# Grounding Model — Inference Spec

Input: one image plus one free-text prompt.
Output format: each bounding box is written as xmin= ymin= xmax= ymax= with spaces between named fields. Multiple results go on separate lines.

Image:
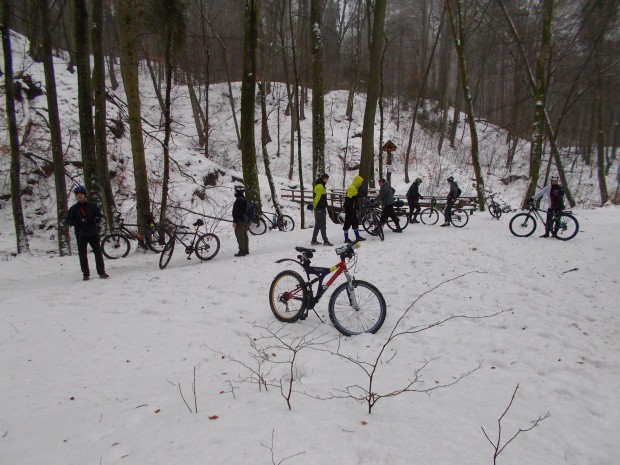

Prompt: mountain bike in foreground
xmin=509 ymin=201 xmax=579 ymax=241
xmin=101 ymin=213 xmax=172 ymax=259
xmin=159 ymin=219 xmax=220 ymax=269
xmin=269 ymin=241 xmax=386 ymax=336
xmin=418 ymin=199 xmax=469 ymax=227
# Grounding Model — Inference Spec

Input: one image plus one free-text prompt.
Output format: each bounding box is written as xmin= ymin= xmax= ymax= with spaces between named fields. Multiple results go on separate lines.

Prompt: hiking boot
xmin=355 ymin=236 xmax=366 ymax=241
xmin=311 ymin=240 xmax=321 ymax=245
xmin=540 ymin=234 xmax=549 ymax=238
xmin=234 ymin=251 xmax=247 ymax=257
xmin=83 ymin=275 xmax=90 ymax=281
xmin=344 ymin=238 xmax=353 ymax=244
xmin=440 ymin=223 xmax=450 ymax=227
xmin=323 ymin=240 xmax=334 ymax=246
xmin=412 ymin=219 xmax=420 ymax=223
xmin=99 ymin=273 xmax=109 ymax=279
xmin=394 ymin=228 xmax=403 ymax=233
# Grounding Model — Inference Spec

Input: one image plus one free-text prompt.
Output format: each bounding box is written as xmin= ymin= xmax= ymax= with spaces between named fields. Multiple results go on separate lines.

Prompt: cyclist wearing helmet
xmin=442 ymin=176 xmax=460 ymax=227
xmin=232 ymin=185 xmax=249 ymax=256
xmin=65 ymin=186 xmax=108 ymax=280
xmin=342 ymin=175 xmax=366 ymax=243
xmin=529 ymin=175 xmax=565 ymax=238
xmin=406 ymin=177 xmax=424 ymax=223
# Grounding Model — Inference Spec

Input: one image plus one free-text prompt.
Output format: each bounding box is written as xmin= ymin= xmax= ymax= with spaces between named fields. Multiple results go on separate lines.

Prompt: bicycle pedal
xmin=299 ymin=314 xmax=306 ymax=320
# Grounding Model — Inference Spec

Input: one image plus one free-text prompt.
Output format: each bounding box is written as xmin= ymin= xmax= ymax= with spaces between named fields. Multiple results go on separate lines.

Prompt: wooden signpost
xmin=382 ymin=140 xmax=397 ymax=182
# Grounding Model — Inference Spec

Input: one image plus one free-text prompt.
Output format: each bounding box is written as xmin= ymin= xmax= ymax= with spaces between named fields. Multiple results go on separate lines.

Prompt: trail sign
xmin=382 ymin=140 xmax=397 ymax=182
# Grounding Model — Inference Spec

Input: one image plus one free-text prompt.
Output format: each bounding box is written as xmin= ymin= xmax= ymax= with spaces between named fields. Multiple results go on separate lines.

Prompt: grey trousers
xmin=235 ymin=223 xmax=249 ymax=253
xmin=312 ymin=208 xmax=328 ymax=241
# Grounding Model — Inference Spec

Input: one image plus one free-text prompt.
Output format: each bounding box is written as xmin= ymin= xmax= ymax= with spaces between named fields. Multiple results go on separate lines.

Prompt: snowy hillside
xmin=0 ymin=31 xmax=615 ymax=255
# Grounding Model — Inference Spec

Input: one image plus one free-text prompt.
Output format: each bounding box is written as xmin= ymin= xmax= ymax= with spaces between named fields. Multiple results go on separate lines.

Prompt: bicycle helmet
xmin=74 ymin=185 xmax=87 ymax=195
xmin=447 ymin=176 xmax=454 ymax=182
xmin=416 ymin=177 xmax=422 ymax=184
xmin=550 ymin=175 xmax=560 ymax=182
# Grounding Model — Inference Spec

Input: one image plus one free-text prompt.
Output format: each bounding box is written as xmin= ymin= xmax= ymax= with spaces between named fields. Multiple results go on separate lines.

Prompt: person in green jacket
xmin=311 ymin=173 xmax=333 ymax=246
xmin=342 ymin=175 xmax=366 ymax=243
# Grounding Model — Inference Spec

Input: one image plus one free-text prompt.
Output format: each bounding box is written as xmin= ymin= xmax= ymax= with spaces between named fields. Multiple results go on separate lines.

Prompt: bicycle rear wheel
xmin=450 ymin=208 xmax=469 ymax=228
xmin=509 ymin=213 xmax=537 ymax=237
xmin=419 ymin=208 xmax=439 ymax=225
xmin=101 ymin=234 xmax=131 ymax=259
xmin=159 ymin=238 xmax=175 ymax=269
xmin=248 ymin=218 xmax=267 ymax=235
xmin=277 ymin=214 xmax=295 ymax=232
xmin=362 ymin=210 xmax=381 ymax=236
xmin=386 ymin=210 xmax=408 ymax=231
xmin=195 ymin=233 xmax=220 ymax=260
xmin=553 ymin=213 xmax=579 ymax=241
xmin=328 ymin=280 xmax=386 ymax=336
xmin=269 ymin=270 xmax=307 ymax=322
xmin=489 ymin=203 xmax=502 ymax=220
xmin=147 ymin=228 xmax=172 ymax=253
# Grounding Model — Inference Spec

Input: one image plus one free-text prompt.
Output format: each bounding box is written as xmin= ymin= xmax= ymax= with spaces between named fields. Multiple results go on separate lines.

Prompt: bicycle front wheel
xmin=277 ymin=214 xmax=295 ymax=232
xmin=195 ymin=233 xmax=220 ymax=260
xmin=248 ymin=218 xmax=267 ymax=235
xmin=147 ymin=228 xmax=172 ymax=253
xmin=489 ymin=203 xmax=502 ymax=220
xmin=269 ymin=270 xmax=307 ymax=322
xmin=419 ymin=208 xmax=439 ymax=225
xmin=328 ymin=280 xmax=386 ymax=336
xmin=450 ymin=208 xmax=469 ymax=228
xmin=159 ymin=238 xmax=175 ymax=269
xmin=362 ymin=210 xmax=381 ymax=236
xmin=553 ymin=213 xmax=579 ymax=241
xmin=386 ymin=211 xmax=408 ymax=231
xmin=509 ymin=213 xmax=537 ymax=237
xmin=101 ymin=234 xmax=131 ymax=259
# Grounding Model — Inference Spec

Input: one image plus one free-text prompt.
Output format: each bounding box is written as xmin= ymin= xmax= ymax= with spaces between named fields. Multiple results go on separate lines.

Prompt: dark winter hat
xmin=320 ymin=173 xmax=329 ymax=179
xmin=416 ymin=177 xmax=422 ymax=183
xmin=74 ymin=185 xmax=87 ymax=195
xmin=234 ymin=185 xmax=245 ymax=197
xmin=447 ymin=176 xmax=454 ymax=182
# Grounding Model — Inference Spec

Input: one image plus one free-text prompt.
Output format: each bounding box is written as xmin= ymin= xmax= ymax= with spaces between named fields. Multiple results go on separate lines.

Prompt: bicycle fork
xmin=343 ymin=270 xmax=360 ymax=311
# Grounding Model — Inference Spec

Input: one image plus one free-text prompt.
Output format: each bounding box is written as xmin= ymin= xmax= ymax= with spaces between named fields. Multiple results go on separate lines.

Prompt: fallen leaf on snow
xmin=209 ymin=415 xmax=219 ymax=420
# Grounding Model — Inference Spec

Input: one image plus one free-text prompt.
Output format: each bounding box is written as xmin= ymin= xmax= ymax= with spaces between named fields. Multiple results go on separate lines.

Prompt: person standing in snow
xmin=374 ymin=178 xmax=402 ymax=233
xmin=232 ymin=186 xmax=249 ymax=256
xmin=441 ymin=176 xmax=461 ymax=227
xmin=342 ymin=175 xmax=366 ymax=243
xmin=311 ymin=173 xmax=333 ymax=246
xmin=406 ymin=177 xmax=424 ymax=223
xmin=528 ymin=175 xmax=566 ymax=238
xmin=65 ymin=186 xmax=108 ymax=281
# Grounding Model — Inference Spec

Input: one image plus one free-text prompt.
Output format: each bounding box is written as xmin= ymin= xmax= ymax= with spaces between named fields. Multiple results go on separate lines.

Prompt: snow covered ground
xmin=1 ymin=207 xmax=619 ymax=465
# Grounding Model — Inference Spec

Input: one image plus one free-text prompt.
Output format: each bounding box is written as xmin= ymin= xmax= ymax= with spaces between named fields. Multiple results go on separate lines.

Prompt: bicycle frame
xmin=171 ymin=226 xmax=202 ymax=257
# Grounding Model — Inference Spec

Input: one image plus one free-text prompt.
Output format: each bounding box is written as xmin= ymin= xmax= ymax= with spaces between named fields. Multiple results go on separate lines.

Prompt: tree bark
xmin=39 ymin=0 xmax=71 ymax=255
xmin=2 ymin=0 xmax=31 ymax=254
xmin=159 ymin=28 xmax=174 ymax=233
xmin=310 ymin=0 xmax=325 ymax=178
xmin=258 ymin=82 xmax=283 ymax=218
xmin=240 ymin=0 xmax=262 ymax=208
xmin=118 ymin=0 xmax=152 ymax=236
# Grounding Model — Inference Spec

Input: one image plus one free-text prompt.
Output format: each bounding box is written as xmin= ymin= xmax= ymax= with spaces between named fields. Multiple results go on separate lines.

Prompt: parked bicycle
xmin=101 ymin=213 xmax=172 ymax=259
xmin=358 ymin=201 xmax=385 ymax=241
xmin=249 ymin=211 xmax=296 ymax=235
xmin=418 ymin=198 xmax=469 ymax=227
xmin=487 ymin=194 xmax=513 ymax=220
xmin=509 ymin=201 xmax=579 ymax=241
xmin=159 ymin=219 xmax=220 ymax=269
xmin=269 ymin=241 xmax=386 ymax=336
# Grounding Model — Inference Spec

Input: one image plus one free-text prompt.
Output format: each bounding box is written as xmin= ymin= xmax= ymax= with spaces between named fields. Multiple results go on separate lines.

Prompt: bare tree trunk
xmin=2 ymin=0 xmax=31 ymax=254
xmin=446 ymin=0 xmax=485 ymax=210
xmin=449 ymin=66 xmax=462 ymax=149
xmin=107 ymin=51 xmax=119 ymax=90
xmin=92 ymin=0 xmax=115 ymax=230
xmin=119 ymin=0 xmax=152 ymax=236
xmin=240 ymin=0 xmax=262 ymax=207
xmin=310 ymin=0 xmax=325 ymax=178
xmin=159 ymin=29 xmax=173 ymax=232
xmin=73 ymin=0 xmax=102 ymax=208
xmin=186 ymin=72 xmax=206 ymax=147
xmin=359 ymin=0 xmax=387 ymax=184
xmin=258 ymin=82 xmax=283 ymax=217
xmin=39 ymin=0 xmax=71 ymax=255
xmin=145 ymin=51 xmax=166 ymax=114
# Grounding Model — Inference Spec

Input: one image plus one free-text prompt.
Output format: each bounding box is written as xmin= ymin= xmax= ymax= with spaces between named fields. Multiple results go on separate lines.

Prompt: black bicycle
xmin=418 ymin=199 xmax=469 ymax=227
xmin=249 ymin=211 xmax=296 ymax=235
xmin=159 ymin=219 xmax=220 ymax=269
xmin=509 ymin=202 xmax=579 ymax=241
xmin=101 ymin=213 xmax=172 ymax=259
xmin=269 ymin=241 xmax=386 ymax=336
xmin=359 ymin=203 xmax=385 ymax=241
xmin=487 ymin=194 xmax=513 ymax=220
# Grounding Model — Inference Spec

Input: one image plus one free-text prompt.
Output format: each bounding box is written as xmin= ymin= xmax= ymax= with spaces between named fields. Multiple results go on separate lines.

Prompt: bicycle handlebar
xmin=335 ymin=241 xmax=361 ymax=259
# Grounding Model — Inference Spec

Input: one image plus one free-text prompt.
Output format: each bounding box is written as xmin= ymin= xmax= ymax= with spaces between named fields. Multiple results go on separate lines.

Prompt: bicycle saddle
xmin=193 ymin=219 xmax=204 ymax=227
xmin=295 ymin=246 xmax=316 ymax=253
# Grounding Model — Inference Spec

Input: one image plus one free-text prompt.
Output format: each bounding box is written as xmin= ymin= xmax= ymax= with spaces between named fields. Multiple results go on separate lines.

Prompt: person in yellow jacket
xmin=342 ymin=175 xmax=366 ymax=243
xmin=311 ymin=173 xmax=333 ymax=246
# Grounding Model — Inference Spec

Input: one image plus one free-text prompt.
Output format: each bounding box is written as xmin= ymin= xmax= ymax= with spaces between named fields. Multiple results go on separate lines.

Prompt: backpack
xmin=243 ymin=199 xmax=257 ymax=223
xmin=455 ymin=187 xmax=462 ymax=199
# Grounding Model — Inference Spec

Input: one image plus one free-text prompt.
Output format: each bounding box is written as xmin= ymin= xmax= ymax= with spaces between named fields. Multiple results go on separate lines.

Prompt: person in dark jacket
xmin=232 ymin=186 xmax=249 ymax=256
xmin=65 ymin=186 xmax=108 ymax=280
xmin=374 ymin=178 xmax=402 ymax=232
xmin=342 ymin=175 xmax=366 ymax=243
xmin=441 ymin=176 xmax=460 ymax=227
xmin=529 ymin=174 xmax=565 ymax=238
xmin=311 ymin=173 xmax=333 ymax=246
xmin=406 ymin=177 xmax=424 ymax=223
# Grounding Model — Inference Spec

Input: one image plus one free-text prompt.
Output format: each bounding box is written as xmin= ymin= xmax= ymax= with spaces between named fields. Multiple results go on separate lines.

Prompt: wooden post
xmin=382 ymin=140 xmax=397 ymax=183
